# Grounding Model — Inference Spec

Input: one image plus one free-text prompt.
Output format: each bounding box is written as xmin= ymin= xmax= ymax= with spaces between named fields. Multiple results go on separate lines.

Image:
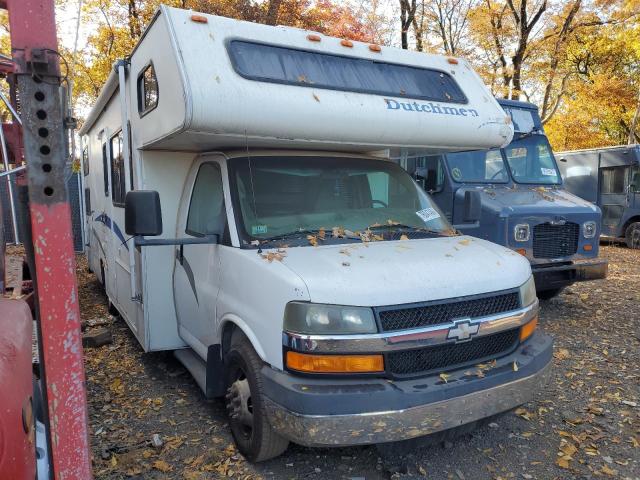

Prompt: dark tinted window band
xmin=227 ymin=40 xmax=467 ymax=104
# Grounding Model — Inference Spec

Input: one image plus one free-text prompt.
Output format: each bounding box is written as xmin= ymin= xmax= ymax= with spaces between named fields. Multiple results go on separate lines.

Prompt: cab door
xmin=173 ymin=160 xmax=227 ymax=357
xmin=599 ymin=166 xmax=629 ymax=236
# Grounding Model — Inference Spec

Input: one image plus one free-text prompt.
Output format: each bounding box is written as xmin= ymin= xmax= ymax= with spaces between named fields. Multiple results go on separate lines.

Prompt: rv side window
xmin=110 ymin=131 xmax=126 ymax=207
xmin=601 ymin=167 xmax=628 ymax=194
xmin=186 ymin=163 xmax=225 ymax=237
xmin=227 ymin=40 xmax=466 ymax=104
xmin=102 ymin=143 xmax=109 ymax=196
xmin=82 ymin=146 xmax=89 ymax=176
xmin=137 ymin=64 xmax=158 ymax=115
xmin=84 ymin=188 xmax=91 ymax=216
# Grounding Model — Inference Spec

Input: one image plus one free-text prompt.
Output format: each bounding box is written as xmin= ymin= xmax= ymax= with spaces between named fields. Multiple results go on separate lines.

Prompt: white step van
xmin=79 ymin=6 xmax=552 ymax=461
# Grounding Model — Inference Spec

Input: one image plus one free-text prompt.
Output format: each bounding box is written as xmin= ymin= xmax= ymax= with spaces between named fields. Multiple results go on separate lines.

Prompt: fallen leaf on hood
xmin=332 ymin=226 xmax=345 ymax=238
xmin=318 ymin=228 xmax=326 ymax=240
xmin=458 ymin=238 xmax=471 ymax=246
xmin=399 ymin=234 xmax=409 ymax=241
xmin=512 ymin=361 xmax=519 ymax=372
xmin=307 ymin=235 xmax=318 ymax=246
xmin=387 ymin=219 xmax=400 ymax=225
xmin=260 ymin=249 xmax=287 ymax=262
xmin=339 ymin=249 xmax=351 ymax=256
xmin=439 ymin=373 xmax=450 ymax=383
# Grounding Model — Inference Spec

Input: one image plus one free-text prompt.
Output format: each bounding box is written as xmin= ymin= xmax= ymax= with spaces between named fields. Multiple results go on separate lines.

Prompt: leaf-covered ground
xmin=77 ymin=246 xmax=639 ymax=479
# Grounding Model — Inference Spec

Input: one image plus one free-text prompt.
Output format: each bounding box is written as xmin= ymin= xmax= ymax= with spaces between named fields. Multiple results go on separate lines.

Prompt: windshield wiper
xmin=369 ymin=224 xmax=453 ymax=237
xmin=257 ymin=229 xmax=327 ymax=244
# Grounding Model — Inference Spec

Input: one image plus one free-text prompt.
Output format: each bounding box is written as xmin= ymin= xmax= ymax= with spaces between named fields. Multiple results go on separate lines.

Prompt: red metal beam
xmin=4 ymin=0 xmax=93 ymax=478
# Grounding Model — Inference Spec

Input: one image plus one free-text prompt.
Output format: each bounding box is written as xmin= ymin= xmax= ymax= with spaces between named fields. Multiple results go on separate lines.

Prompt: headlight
xmin=519 ymin=275 xmax=537 ymax=307
xmin=284 ymin=302 xmax=377 ymax=335
xmin=583 ymin=221 xmax=597 ymax=238
xmin=514 ymin=224 xmax=530 ymax=242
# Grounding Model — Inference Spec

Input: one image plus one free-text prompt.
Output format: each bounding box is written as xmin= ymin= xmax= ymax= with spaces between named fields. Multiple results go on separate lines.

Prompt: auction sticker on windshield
xmin=416 ymin=207 xmax=440 ymax=223
xmin=541 ymin=168 xmax=556 ymax=176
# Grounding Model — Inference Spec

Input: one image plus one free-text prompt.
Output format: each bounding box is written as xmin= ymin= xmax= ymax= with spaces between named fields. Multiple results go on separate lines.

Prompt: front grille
xmin=378 ymin=291 xmax=520 ymax=332
xmin=533 ymin=222 xmax=579 ymax=258
xmin=386 ymin=328 xmax=520 ymax=376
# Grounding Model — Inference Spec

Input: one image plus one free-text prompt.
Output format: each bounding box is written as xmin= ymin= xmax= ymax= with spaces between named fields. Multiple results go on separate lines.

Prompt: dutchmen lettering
xmin=384 ymin=98 xmax=478 ymax=117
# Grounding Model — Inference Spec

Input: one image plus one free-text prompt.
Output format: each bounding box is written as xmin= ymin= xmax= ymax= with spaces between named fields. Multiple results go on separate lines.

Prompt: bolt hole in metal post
xmin=43 ymin=186 xmax=54 ymax=196
xmin=40 ymin=145 xmax=50 ymax=155
xmin=42 ymin=164 xmax=52 ymax=173
xmin=36 ymin=110 xmax=47 ymax=120
xmin=35 ymin=91 xmax=45 ymax=101
xmin=38 ymin=127 xmax=49 ymax=138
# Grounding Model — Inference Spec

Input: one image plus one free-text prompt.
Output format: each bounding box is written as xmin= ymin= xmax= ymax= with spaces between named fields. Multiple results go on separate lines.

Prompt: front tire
xmin=625 ymin=222 xmax=640 ymax=249
xmin=224 ymin=332 xmax=289 ymax=462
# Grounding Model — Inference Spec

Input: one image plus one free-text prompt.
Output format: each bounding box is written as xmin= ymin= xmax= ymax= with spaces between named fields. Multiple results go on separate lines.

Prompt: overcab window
xmin=137 ymin=63 xmax=158 ymax=115
xmin=227 ymin=40 xmax=467 ymax=104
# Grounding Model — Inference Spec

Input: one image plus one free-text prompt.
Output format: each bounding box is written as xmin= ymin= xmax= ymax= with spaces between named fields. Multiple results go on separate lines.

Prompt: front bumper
xmin=532 ymin=259 xmax=608 ymax=291
xmin=262 ymin=331 xmax=552 ymax=447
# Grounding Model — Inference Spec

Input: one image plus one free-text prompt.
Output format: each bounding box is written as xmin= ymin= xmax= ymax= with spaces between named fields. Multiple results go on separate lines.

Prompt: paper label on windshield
xmin=416 ymin=207 xmax=440 ymax=223
xmin=251 ymin=225 xmax=268 ymax=235
xmin=541 ymin=168 xmax=556 ymax=176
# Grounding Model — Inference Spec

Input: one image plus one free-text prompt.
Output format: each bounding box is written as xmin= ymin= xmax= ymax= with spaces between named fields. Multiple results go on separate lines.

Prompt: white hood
xmin=278 ymin=236 xmax=531 ymax=306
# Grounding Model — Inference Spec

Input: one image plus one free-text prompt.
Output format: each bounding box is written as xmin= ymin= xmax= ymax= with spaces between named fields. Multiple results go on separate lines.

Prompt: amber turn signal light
xmin=520 ymin=316 xmax=538 ymax=342
xmin=340 ymin=39 xmax=354 ymax=48
xmin=515 ymin=248 xmax=527 ymax=256
xmin=583 ymin=244 xmax=593 ymax=251
xmin=286 ymin=351 xmax=384 ymax=373
xmin=307 ymin=34 xmax=322 ymax=42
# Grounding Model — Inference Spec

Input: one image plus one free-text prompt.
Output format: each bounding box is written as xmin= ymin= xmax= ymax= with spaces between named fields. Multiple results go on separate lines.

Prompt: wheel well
xmin=622 ymin=216 xmax=640 ymax=235
xmin=221 ymin=322 xmax=243 ymax=358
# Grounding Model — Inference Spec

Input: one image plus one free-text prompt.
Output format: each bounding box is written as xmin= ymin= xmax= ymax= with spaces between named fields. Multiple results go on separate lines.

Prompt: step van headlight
xmin=583 ymin=221 xmax=597 ymax=238
xmin=284 ymin=302 xmax=377 ymax=335
xmin=514 ymin=224 xmax=530 ymax=242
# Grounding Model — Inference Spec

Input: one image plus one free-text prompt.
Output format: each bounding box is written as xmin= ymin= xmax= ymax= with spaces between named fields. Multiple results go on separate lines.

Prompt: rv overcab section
xmin=79 ymin=6 xmax=551 ymax=462
xmin=557 ymin=144 xmax=640 ymax=248
xmin=395 ymin=98 xmax=607 ymax=298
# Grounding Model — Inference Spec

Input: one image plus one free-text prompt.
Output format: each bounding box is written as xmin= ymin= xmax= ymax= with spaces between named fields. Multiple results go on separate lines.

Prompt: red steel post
xmin=4 ymin=0 xmax=93 ymax=478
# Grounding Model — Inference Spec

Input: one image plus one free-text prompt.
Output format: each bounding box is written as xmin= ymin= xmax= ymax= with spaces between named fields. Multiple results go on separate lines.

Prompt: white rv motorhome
xmin=80 ymin=6 xmax=552 ymax=462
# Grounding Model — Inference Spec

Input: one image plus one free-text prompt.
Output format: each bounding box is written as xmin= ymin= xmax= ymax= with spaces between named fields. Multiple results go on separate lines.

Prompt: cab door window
xmin=415 ymin=156 xmax=445 ymax=192
xmin=186 ymin=163 xmax=226 ymax=237
xmin=601 ymin=167 xmax=628 ymax=194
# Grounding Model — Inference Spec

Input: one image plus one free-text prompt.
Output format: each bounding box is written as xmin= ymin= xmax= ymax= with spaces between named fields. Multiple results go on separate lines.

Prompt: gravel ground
xmin=77 ymin=245 xmax=639 ymax=480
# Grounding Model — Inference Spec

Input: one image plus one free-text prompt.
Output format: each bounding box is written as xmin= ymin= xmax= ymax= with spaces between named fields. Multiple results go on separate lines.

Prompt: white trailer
xmin=80 ymin=5 xmax=551 ymax=461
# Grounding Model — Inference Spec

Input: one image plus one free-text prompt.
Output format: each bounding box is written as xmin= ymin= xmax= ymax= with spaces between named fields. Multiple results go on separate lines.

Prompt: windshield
xmin=228 ymin=156 xmax=454 ymax=246
xmin=445 ymin=149 xmax=508 ymax=183
xmin=504 ymin=135 xmax=561 ymax=184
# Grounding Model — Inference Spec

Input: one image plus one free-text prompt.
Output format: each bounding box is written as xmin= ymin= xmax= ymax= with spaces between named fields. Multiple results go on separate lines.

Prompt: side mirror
xmin=125 ymin=190 xmax=163 ymax=236
xmin=463 ymin=190 xmax=481 ymax=222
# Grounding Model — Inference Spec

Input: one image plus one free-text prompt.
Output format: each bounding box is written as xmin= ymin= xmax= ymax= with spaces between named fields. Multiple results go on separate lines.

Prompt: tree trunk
xmin=128 ymin=0 xmax=142 ymax=38
xmin=265 ymin=0 xmax=282 ymax=26
xmin=400 ymin=0 xmax=417 ymax=50
xmin=629 ymin=89 xmax=640 ymax=144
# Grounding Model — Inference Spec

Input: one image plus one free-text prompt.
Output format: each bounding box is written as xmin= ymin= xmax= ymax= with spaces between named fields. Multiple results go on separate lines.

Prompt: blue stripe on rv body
xmin=95 ymin=213 xmax=129 ymax=250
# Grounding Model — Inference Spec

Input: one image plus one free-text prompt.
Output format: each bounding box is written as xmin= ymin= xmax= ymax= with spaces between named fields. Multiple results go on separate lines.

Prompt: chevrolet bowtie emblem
xmin=447 ymin=319 xmax=479 ymax=342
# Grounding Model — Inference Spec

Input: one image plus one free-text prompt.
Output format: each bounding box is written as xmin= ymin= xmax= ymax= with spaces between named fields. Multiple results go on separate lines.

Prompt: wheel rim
xmin=631 ymin=227 xmax=640 ymax=248
xmin=226 ymin=366 xmax=254 ymax=441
